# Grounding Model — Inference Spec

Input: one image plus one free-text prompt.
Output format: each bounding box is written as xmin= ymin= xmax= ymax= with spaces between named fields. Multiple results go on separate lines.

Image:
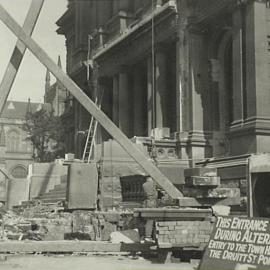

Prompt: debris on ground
xmin=0 ymin=202 xmax=138 ymax=242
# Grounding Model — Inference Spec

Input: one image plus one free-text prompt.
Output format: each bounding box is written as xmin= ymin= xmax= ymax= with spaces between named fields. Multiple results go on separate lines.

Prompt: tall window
xmin=7 ymin=130 xmax=20 ymax=152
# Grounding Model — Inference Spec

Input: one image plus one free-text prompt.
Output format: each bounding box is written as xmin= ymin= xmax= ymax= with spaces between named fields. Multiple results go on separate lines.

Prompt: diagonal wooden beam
xmin=0 ymin=167 xmax=14 ymax=181
xmin=0 ymin=4 xmax=184 ymax=199
xmin=0 ymin=0 xmax=44 ymax=115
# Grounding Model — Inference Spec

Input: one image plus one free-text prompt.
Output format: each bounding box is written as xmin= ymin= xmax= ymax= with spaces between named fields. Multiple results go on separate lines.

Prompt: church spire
xmin=57 ymin=55 xmax=62 ymax=69
xmin=26 ymin=98 xmax=32 ymax=114
xmin=45 ymin=68 xmax=51 ymax=91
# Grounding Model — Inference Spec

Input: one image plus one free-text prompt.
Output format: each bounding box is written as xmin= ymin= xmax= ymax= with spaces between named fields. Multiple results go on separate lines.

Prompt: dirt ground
xmin=0 ymin=254 xmax=197 ymax=270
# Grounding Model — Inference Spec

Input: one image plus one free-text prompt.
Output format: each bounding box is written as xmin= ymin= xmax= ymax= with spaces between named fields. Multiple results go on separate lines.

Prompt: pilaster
xmin=231 ymin=6 xmax=244 ymax=127
xmin=186 ymin=31 xmax=210 ymax=159
xmin=229 ymin=1 xmax=270 ymax=155
xmin=245 ymin=0 xmax=269 ymax=119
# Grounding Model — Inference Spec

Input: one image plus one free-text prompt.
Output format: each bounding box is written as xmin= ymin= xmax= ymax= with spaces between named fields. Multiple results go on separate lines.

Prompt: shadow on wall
xmin=5 ymin=163 xmax=68 ymax=209
xmin=29 ymin=163 xmax=68 ymax=199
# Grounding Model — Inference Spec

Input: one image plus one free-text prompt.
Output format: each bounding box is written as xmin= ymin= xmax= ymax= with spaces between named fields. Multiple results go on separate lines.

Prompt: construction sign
xmin=199 ymin=216 xmax=270 ymax=270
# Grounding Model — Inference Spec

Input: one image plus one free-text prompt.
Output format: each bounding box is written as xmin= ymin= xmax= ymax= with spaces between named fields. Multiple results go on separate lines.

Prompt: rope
xmin=151 ymin=0 xmax=155 ymax=130
xmin=110 ymin=139 xmax=114 ymax=209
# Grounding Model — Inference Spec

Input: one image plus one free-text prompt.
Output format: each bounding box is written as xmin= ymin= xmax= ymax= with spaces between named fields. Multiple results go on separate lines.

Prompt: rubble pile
xmin=1 ymin=211 xmax=44 ymax=241
xmin=0 ymin=203 xmax=138 ymax=242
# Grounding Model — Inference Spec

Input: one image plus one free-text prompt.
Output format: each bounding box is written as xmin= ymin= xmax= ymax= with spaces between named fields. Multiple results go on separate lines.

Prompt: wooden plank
xmin=0 ymin=241 xmax=153 ymax=253
xmin=0 ymin=0 xmax=44 ymax=115
xmin=133 ymin=208 xmax=212 ymax=220
xmin=0 ymin=167 xmax=14 ymax=180
xmin=0 ymin=5 xmax=183 ymax=200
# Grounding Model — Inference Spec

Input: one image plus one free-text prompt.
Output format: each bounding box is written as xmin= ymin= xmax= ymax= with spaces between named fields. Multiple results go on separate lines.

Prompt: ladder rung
xmin=82 ymin=87 xmax=104 ymax=163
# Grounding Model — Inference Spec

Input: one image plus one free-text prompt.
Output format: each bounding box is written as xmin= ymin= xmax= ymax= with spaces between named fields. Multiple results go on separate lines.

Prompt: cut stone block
xmin=67 ymin=163 xmax=98 ymax=209
xmin=183 ymin=187 xmax=240 ymax=199
xmin=184 ymin=168 xmax=217 ymax=177
xmin=208 ymin=187 xmax=240 ymax=198
xmin=185 ymin=176 xmax=220 ymax=187
xmin=110 ymin=229 xmax=140 ymax=243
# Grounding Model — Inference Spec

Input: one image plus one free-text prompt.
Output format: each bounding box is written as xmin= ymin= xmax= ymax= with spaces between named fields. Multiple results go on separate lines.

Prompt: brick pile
xmin=156 ymin=220 xmax=214 ymax=248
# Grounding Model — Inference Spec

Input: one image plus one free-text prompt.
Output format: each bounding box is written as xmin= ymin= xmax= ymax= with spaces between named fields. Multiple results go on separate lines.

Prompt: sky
xmin=0 ymin=0 xmax=67 ymax=103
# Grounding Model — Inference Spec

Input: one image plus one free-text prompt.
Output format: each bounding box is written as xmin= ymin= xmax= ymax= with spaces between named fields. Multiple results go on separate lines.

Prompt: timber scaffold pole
xmin=0 ymin=0 xmax=44 ymax=115
xmin=0 ymin=4 xmax=183 ymax=200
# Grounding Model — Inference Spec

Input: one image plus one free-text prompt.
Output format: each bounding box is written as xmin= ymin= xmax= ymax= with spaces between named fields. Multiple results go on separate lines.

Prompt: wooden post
xmin=0 ymin=4 xmax=183 ymax=200
xmin=0 ymin=0 xmax=44 ymax=115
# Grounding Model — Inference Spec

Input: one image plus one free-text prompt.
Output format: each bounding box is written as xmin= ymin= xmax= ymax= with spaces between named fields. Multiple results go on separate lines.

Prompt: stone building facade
xmin=56 ymin=0 xmax=270 ymax=211
xmin=0 ymin=101 xmax=47 ymax=206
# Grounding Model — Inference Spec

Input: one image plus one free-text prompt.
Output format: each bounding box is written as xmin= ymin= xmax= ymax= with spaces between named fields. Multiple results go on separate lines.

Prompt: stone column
xmin=228 ymin=0 xmax=270 ymax=155
xmin=189 ymin=33 xmax=204 ymax=131
xmin=113 ymin=74 xmax=119 ymax=126
xmin=155 ymin=48 xmax=168 ymax=128
xmin=147 ymin=57 xmax=153 ymax=136
xmin=245 ymin=1 xmax=270 ymax=119
xmin=89 ymin=1 xmax=97 ymax=33
xmin=176 ymin=25 xmax=190 ymax=133
xmin=232 ymin=7 xmax=244 ymax=126
xmin=133 ymin=67 xmax=145 ymax=136
xmin=97 ymin=0 xmax=112 ymax=27
xmin=187 ymin=32 xmax=208 ymax=159
xmin=118 ymin=72 xmax=130 ymax=136
xmin=119 ymin=0 xmax=129 ymax=11
xmin=113 ymin=0 xmax=119 ymax=15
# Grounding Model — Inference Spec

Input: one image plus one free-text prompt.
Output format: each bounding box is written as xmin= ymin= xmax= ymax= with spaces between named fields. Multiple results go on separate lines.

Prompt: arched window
xmin=11 ymin=165 xmax=28 ymax=179
xmin=7 ymin=130 xmax=20 ymax=152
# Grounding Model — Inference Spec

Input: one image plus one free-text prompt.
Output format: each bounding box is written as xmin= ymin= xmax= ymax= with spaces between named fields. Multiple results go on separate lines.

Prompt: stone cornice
xmin=196 ymin=154 xmax=250 ymax=168
xmin=92 ymin=2 xmax=177 ymax=61
xmin=229 ymin=117 xmax=270 ymax=137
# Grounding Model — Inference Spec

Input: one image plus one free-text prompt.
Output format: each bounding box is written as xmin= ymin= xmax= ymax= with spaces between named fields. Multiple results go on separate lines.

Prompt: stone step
xmin=47 ymin=190 xmax=67 ymax=196
xmin=36 ymin=194 xmax=66 ymax=201
xmin=33 ymin=197 xmax=66 ymax=204
xmin=20 ymin=201 xmax=36 ymax=207
xmin=52 ymin=183 xmax=67 ymax=190
xmin=0 ymin=241 xmax=154 ymax=253
xmin=60 ymin=177 xmax=68 ymax=184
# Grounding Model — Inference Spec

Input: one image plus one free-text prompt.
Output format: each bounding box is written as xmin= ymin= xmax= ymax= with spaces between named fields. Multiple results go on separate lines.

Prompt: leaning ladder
xmin=82 ymin=90 xmax=104 ymax=163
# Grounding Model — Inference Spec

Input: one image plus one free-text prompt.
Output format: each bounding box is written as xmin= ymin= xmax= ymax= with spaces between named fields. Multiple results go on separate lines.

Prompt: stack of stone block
xmin=100 ymin=177 xmax=122 ymax=209
xmin=156 ymin=220 xmax=214 ymax=248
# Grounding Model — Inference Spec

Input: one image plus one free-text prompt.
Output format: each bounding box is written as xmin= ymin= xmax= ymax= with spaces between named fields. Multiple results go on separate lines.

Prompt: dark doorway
xmin=252 ymin=173 xmax=270 ymax=217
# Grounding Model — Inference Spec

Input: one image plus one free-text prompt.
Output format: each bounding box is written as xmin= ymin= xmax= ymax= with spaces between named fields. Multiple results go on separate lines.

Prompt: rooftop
xmin=0 ymin=101 xmax=51 ymax=120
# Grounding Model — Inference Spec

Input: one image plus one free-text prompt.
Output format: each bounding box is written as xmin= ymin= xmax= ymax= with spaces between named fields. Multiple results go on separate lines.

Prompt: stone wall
xmin=29 ymin=163 xmax=68 ymax=199
xmin=7 ymin=179 xmax=29 ymax=209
